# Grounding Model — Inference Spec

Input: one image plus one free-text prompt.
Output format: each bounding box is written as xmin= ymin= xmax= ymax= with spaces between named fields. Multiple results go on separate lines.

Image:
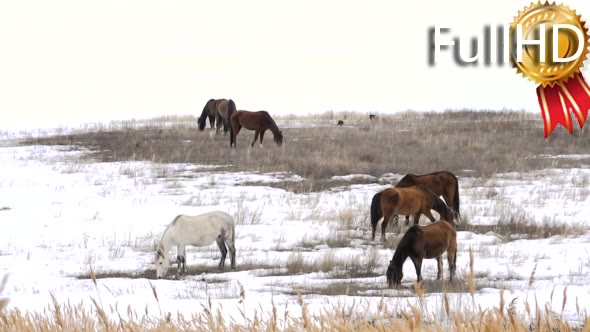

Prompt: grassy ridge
xmin=21 ymin=111 xmax=590 ymax=193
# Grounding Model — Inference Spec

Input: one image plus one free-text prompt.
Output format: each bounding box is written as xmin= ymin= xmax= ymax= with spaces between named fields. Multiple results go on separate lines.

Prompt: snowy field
xmin=1 ymin=125 xmax=590 ymax=328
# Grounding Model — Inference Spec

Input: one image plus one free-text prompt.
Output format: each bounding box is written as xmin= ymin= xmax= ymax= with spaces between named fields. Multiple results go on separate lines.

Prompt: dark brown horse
xmin=395 ymin=171 xmax=461 ymax=222
xmin=214 ymin=99 xmax=237 ymax=135
xmin=197 ymin=99 xmax=217 ymax=131
xmin=230 ymin=110 xmax=283 ymax=148
xmin=386 ymin=221 xmax=457 ymax=289
xmin=370 ymin=185 xmax=454 ymax=242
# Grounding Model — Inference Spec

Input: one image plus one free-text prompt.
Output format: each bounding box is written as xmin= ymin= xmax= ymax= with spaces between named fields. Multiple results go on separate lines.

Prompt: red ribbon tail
xmin=560 ymin=73 xmax=590 ymax=129
xmin=536 ymin=84 xmax=573 ymax=138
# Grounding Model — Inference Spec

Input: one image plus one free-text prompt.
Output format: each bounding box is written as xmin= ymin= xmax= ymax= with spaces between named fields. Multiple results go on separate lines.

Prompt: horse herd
xmin=197 ymin=98 xmax=283 ymax=148
xmin=154 ymin=170 xmax=461 ymax=290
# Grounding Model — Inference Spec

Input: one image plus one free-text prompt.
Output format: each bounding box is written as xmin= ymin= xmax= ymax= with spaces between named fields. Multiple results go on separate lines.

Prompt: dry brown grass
xmin=20 ymin=110 xmax=590 ymax=192
xmin=0 ymin=285 xmax=586 ymax=331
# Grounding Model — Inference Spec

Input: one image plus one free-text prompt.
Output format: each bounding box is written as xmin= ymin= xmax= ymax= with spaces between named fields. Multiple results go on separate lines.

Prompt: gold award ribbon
xmin=510 ymin=2 xmax=590 ymax=137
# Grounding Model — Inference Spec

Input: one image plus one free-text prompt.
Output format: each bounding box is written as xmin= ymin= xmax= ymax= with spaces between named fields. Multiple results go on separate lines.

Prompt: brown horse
xmin=395 ymin=171 xmax=461 ymax=221
xmin=230 ymin=110 xmax=283 ymax=148
xmin=197 ymin=99 xmax=217 ymax=131
xmin=214 ymin=99 xmax=237 ymax=135
xmin=386 ymin=221 xmax=457 ymax=289
xmin=370 ymin=185 xmax=454 ymax=242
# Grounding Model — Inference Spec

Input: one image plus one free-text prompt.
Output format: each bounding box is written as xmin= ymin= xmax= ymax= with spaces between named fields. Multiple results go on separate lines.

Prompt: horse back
xmin=396 ymin=171 xmax=457 ymax=197
xmin=381 ymin=187 xmax=428 ymax=214
xmin=418 ymin=221 xmax=456 ymax=258
xmin=173 ymin=211 xmax=234 ymax=245
xmin=232 ymin=110 xmax=274 ymax=130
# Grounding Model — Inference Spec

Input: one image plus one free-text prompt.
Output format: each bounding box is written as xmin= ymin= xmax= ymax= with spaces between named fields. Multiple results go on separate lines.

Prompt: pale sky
xmin=1 ymin=0 xmax=589 ymax=127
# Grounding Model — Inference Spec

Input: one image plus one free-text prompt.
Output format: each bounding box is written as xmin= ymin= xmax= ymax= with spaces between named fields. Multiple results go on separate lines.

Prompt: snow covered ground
xmin=1 ymin=128 xmax=590 ymax=327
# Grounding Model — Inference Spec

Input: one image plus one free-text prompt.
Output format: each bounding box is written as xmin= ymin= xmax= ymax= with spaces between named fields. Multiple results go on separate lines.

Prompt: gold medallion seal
xmin=510 ymin=2 xmax=590 ymax=137
xmin=510 ymin=2 xmax=590 ymax=87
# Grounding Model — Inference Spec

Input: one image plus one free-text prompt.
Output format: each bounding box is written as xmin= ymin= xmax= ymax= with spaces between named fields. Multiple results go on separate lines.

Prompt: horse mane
xmin=260 ymin=111 xmax=281 ymax=137
xmin=395 ymin=174 xmax=416 ymax=188
xmin=416 ymin=185 xmax=452 ymax=220
xmin=158 ymin=215 xmax=183 ymax=254
xmin=392 ymin=225 xmax=422 ymax=265
xmin=198 ymin=99 xmax=216 ymax=130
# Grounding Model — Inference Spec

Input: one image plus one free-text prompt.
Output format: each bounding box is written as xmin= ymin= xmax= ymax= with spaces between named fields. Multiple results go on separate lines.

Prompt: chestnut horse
xmin=197 ymin=99 xmax=217 ymax=131
xmin=395 ymin=171 xmax=460 ymax=221
xmin=386 ymin=220 xmax=457 ymax=289
xmin=370 ymin=185 xmax=454 ymax=242
xmin=230 ymin=110 xmax=283 ymax=148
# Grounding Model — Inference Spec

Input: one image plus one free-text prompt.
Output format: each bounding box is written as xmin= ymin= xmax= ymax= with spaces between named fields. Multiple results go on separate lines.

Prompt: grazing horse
xmin=154 ymin=211 xmax=236 ymax=279
xmin=337 ymin=120 xmax=344 ymax=126
xmin=214 ymin=99 xmax=237 ymax=135
xmin=230 ymin=110 xmax=283 ymax=148
xmin=386 ymin=221 xmax=457 ymax=289
xmin=197 ymin=99 xmax=217 ymax=131
xmin=395 ymin=171 xmax=461 ymax=221
xmin=370 ymin=185 xmax=454 ymax=242
xmin=369 ymin=114 xmax=377 ymax=120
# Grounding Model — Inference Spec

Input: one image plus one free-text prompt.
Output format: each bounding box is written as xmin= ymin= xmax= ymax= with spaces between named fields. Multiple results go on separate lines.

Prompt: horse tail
xmin=227 ymin=99 xmax=236 ymax=122
xmin=228 ymin=100 xmax=236 ymax=147
xmin=450 ymin=172 xmax=460 ymax=217
xmin=370 ymin=192 xmax=383 ymax=230
xmin=229 ymin=117 xmax=234 ymax=147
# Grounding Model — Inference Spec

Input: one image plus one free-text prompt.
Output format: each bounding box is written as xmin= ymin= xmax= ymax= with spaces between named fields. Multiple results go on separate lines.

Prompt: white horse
xmin=154 ymin=211 xmax=236 ymax=279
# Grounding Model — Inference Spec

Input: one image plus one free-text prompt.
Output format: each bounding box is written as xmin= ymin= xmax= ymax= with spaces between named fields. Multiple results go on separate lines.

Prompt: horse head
xmin=197 ymin=115 xmax=207 ymax=131
xmin=274 ymin=131 xmax=283 ymax=146
xmin=386 ymin=259 xmax=403 ymax=289
xmin=155 ymin=249 xmax=170 ymax=279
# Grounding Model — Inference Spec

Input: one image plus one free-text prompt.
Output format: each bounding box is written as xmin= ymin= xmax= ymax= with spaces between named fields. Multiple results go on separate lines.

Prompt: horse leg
xmin=215 ymin=113 xmax=223 ymax=135
xmin=436 ymin=256 xmax=443 ymax=280
xmin=251 ymin=130 xmax=260 ymax=147
xmin=381 ymin=213 xmax=391 ymax=242
xmin=176 ymin=254 xmax=182 ymax=275
xmin=231 ymin=124 xmax=242 ymax=148
xmin=405 ymin=215 xmax=410 ymax=226
xmin=209 ymin=116 xmax=215 ymax=130
xmin=413 ymin=213 xmax=422 ymax=226
xmin=178 ymin=245 xmax=187 ymax=274
xmin=259 ymin=130 xmax=266 ymax=147
xmin=216 ymin=236 xmax=228 ymax=269
xmin=227 ymin=242 xmax=236 ymax=269
xmin=423 ymin=210 xmax=436 ymax=223
xmin=410 ymin=256 xmax=423 ymax=282
xmin=448 ymin=245 xmax=457 ymax=281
